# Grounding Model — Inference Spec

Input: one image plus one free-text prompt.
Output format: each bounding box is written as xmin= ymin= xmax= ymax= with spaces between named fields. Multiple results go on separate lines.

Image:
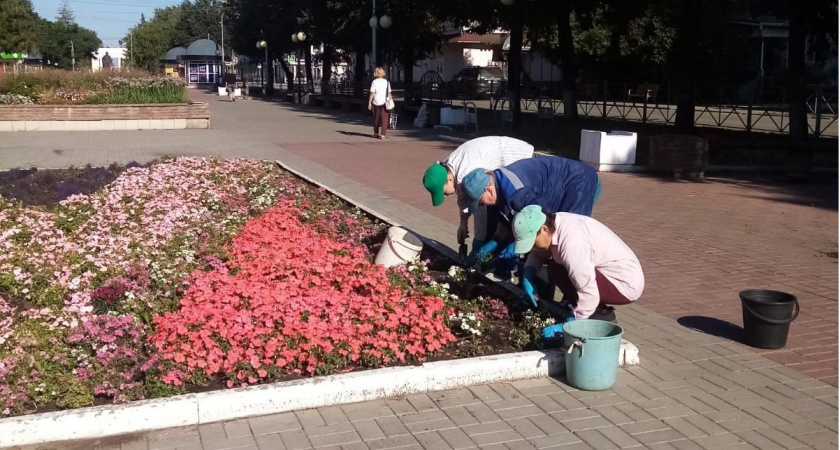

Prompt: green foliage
xmin=572 ymin=8 xmax=613 ymax=61
xmin=36 ymin=19 xmax=100 ymax=69
xmin=86 ymin=85 xmax=188 ymax=104
xmin=125 ymin=6 xmax=183 ymax=71
xmin=0 ymin=0 xmax=39 ymax=53
xmin=228 ymin=0 xmax=300 ymax=60
xmin=0 ymin=71 xmax=188 ymax=105
xmin=172 ymin=0 xmax=228 ymax=50
xmin=55 ymin=1 xmax=75 ymax=25
xmin=618 ymin=7 xmax=675 ymax=66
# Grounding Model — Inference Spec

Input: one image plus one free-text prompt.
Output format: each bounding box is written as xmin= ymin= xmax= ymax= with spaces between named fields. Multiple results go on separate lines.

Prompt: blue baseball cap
xmin=462 ymin=168 xmax=490 ymax=210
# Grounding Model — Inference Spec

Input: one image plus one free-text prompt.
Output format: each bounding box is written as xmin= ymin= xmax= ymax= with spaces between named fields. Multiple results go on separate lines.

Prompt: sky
xmin=32 ymin=0 xmax=181 ymax=47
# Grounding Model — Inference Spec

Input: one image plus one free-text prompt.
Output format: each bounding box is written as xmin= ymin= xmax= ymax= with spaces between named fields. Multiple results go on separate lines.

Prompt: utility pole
xmin=70 ymin=40 xmax=75 ymax=71
xmin=371 ymin=0 xmax=377 ymax=72
xmin=220 ymin=11 xmax=225 ymax=69
xmin=130 ymin=32 xmax=134 ymax=63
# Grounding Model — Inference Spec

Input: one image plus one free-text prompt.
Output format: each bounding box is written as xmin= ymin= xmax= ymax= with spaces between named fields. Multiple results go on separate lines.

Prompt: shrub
xmin=0 ymin=70 xmax=188 ymax=105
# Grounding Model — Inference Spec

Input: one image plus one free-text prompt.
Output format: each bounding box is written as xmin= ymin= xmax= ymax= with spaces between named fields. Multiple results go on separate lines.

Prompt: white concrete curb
xmin=0 ymin=351 xmax=564 ymax=447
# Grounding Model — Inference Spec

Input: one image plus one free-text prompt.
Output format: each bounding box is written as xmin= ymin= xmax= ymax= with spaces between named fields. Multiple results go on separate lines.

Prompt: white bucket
xmin=374 ymin=226 xmax=424 ymax=268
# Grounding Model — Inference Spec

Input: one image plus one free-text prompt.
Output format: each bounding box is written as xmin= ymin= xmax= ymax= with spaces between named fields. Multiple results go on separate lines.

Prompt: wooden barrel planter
xmin=649 ymin=134 xmax=709 ymax=179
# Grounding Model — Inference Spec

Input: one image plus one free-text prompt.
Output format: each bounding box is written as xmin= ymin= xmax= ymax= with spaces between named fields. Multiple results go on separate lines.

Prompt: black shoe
xmin=591 ymin=305 xmax=617 ymax=323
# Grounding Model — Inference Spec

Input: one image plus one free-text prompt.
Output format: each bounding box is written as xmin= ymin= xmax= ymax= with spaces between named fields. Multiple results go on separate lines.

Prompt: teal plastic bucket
xmin=563 ymin=320 xmax=623 ymax=391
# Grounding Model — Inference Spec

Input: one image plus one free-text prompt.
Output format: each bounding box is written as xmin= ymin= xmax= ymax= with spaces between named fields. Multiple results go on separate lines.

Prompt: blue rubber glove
xmin=541 ymin=324 xmax=565 ymax=340
xmin=498 ymin=242 xmax=519 ymax=260
xmin=521 ymin=266 xmax=539 ymax=308
xmin=541 ymin=316 xmax=576 ymax=340
xmin=465 ymin=238 xmax=489 ymax=267
xmin=475 ymin=240 xmax=498 ymax=262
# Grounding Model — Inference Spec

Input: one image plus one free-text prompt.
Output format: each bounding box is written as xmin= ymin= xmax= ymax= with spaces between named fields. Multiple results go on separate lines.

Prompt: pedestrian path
xmin=2 ymin=89 xmax=836 ymax=450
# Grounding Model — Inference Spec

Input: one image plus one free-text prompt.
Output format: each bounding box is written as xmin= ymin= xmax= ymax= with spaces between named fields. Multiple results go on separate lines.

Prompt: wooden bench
xmin=627 ymin=84 xmax=659 ymax=102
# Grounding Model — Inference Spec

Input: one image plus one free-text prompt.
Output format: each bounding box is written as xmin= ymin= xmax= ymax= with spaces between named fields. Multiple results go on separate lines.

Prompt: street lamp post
xmin=256 ymin=39 xmax=268 ymax=95
xmin=500 ymin=0 xmax=522 ymax=134
xmin=368 ymin=0 xmax=392 ymax=74
xmin=291 ymin=32 xmax=307 ymax=103
xmin=220 ymin=12 xmax=225 ymax=71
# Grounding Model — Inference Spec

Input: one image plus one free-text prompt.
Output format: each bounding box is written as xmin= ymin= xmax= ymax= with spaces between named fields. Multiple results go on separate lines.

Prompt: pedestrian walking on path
xmin=224 ymin=71 xmax=237 ymax=102
xmin=512 ymin=205 xmax=644 ymax=334
xmin=422 ymin=136 xmax=534 ymax=263
xmin=367 ymin=67 xmax=392 ymax=140
xmin=461 ymin=155 xmax=601 ymax=265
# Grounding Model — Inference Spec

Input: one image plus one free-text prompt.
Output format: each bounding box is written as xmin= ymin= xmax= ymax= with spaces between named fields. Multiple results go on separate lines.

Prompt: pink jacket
xmin=525 ymin=213 xmax=644 ymax=319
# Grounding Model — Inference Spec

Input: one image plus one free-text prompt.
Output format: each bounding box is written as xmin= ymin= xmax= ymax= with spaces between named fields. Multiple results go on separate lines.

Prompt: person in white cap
xmin=511 ymin=205 xmax=645 ymax=335
xmin=422 ymin=136 xmax=534 ymax=262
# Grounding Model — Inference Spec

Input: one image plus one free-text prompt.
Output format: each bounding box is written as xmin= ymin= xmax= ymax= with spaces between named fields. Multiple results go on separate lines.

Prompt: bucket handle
xmin=742 ymin=298 xmax=800 ymax=325
xmin=387 ymin=233 xmax=419 ymax=262
xmin=566 ymin=339 xmax=585 ymax=357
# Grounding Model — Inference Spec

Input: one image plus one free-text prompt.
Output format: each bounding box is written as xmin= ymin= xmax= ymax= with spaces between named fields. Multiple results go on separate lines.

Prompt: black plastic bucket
xmin=740 ymin=289 xmax=799 ymax=349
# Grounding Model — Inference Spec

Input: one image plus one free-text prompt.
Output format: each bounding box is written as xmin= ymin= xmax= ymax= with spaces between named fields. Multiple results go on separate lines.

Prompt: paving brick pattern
xmin=20 ymin=304 xmax=838 ymax=450
xmin=1 ymin=90 xmax=836 ymax=450
xmin=280 ymin=137 xmax=838 ymax=386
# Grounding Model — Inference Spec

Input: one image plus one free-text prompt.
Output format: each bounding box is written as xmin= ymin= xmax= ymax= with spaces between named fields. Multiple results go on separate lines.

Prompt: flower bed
xmin=0 ymin=70 xmax=187 ymax=105
xmin=0 ymin=158 xmax=555 ymax=418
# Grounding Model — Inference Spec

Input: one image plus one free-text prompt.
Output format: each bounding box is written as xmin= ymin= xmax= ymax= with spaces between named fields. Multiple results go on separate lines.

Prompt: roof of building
xmin=447 ymin=33 xmax=507 ymax=46
xmin=164 ymin=46 xmax=188 ymax=61
xmin=184 ymin=39 xmax=219 ymax=57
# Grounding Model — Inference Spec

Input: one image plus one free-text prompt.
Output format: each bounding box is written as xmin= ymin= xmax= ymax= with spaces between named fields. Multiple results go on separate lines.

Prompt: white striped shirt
xmin=444 ymin=136 xmax=535 ymax=183
xmin=443 ymin=136 xmax=535 ymax=216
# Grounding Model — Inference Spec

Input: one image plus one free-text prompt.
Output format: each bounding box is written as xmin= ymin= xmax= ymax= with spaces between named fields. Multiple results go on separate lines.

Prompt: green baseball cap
xmin=423 ymin=163 xmax=448 ymax=206
xmin=512 ymin=205 xmax=547 ymax=254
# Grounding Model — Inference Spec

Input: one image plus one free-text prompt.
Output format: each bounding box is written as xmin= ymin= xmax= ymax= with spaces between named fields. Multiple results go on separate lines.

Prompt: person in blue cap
xmin=422 ymin=137 xmax=535 ymax=264
xmin=460 ymin=155 xmax=601 ymax=266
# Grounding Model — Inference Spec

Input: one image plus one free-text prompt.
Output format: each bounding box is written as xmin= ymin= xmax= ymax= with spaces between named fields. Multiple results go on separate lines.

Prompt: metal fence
xmin=488 ymin=80 xmax=838 ymax=138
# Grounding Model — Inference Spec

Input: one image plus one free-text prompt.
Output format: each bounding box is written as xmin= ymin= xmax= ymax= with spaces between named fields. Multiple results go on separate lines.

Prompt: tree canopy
xmin=125 ymin=6 xmax=183 ymax=71
xmin=36 ymin=19 xmax=99 ymax=68
xmin=0 ymin=0 xmax=40 ymax=53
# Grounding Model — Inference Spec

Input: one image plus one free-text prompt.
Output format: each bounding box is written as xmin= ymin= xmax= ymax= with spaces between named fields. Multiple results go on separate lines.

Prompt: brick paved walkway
xmin=1 ymin=89 xmax=837 ymax=450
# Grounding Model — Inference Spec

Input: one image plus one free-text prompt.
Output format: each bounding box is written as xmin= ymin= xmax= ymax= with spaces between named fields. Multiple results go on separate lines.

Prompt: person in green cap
xmin=511 ymin=205 xmax=644 ymax=335
xmin=422 ymin=136 xmax=534 ymax=261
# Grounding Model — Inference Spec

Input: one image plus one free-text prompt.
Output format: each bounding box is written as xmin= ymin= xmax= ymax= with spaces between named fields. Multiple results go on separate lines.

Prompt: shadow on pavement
xmin=625 ymin=171 xmax=839 ymax=211
xmin=337 ymin=130 xmax=379 ymax=139
xmin=678 ymin=316 xmax=744 ymax=343
xmin=242 ymin=94 xmax=458 ymax=145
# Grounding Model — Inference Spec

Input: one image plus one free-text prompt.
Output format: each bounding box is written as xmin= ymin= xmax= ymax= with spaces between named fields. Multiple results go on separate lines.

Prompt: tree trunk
xmin=509 ymin=6 xmax=524 ymax=134
xmin=321 ymin=45 xmax=334 ymax=94
xmin=354 ymin=50 xmax=366 ymax=97
xmin=785 ymin=0 xmax=810 ymax=177
xmin=557 ymin=0 xmax=578 ymax=120
xmin=403 ymin=60 xmax=415 ymax=103
xmin=674 ymin=0 xmax=698 ymax=132
xmin=304 ymin=45 xmax=314 ymax=93
xmin=787 ymin=0 xmax=808 ymax=142
xmin=279 ymin=59 xmax=294 ymax=91
xmin=265 ymin=54 xmax=274 ymax=95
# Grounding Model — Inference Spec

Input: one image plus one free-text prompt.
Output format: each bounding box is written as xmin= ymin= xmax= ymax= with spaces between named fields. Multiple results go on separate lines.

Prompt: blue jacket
xmin=493 ymin=156 xmax=599 ymax=217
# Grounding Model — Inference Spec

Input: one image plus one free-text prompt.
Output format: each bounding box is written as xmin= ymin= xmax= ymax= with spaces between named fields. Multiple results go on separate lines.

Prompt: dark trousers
xmin=547 ymin=261 xmax=632 ymax=306
xmin=372 ymin=104 xmax=389 ymax=136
